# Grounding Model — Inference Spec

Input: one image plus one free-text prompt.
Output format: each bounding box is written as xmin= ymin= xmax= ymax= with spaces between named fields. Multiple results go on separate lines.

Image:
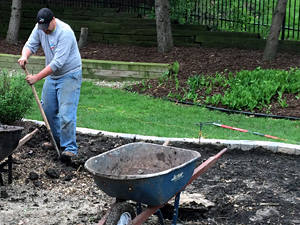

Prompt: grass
xmin=24 ymin=79 xmax=300 ymax=145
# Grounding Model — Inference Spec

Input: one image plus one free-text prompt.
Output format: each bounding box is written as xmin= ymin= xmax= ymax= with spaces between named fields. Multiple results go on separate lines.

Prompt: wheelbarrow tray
xmin=0 ymin=126 xmax=24 ymax=162
xmin=84 ymin=142 xmax=201 ymax=206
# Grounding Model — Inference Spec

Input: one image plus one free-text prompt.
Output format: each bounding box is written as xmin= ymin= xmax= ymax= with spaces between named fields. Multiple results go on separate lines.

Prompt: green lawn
xmin=24 ymin=80 xmax=300 ymax=145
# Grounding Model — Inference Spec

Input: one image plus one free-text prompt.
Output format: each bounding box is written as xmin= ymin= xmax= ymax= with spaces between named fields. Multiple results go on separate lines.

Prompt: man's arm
xmin=25 ymin=65 xmax=54 ymax=85
xmin=18 ymin=24 xmax=41 ymax=69
xmin=34 ymin=65 xmax=54 ymax=81
xmin=19 ymin=45 xmax=53 ymax=85
xmin=18 ymin=47 xmax=32 ymax=69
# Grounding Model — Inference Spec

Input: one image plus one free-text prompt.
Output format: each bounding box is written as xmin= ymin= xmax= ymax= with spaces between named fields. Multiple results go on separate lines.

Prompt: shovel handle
xmin=24 ymin=68 xmax=60 ymax=158
xmin=24 ymin=68 xmax=49 ymax=128
xmin=31 ymin=84 xmax=51 ymax=129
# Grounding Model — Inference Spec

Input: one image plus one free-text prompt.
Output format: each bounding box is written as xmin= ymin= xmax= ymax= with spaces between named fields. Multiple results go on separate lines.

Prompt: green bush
xmin=0 ymin=68 xmax=34 ymax=125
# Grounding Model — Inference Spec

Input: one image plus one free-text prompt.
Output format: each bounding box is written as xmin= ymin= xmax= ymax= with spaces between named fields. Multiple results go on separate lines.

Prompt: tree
xmin=262 ymin=0 xmax=288 ymax=61
xmin=6 ymin=0 xmax=22 ymax=44
xmin=155 ymin=0 xmax=174 ymax=53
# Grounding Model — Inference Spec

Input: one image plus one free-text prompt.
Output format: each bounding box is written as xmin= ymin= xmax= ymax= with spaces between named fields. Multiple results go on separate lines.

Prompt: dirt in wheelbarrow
xmin=0 ymin=120 xmax=299 ymax=225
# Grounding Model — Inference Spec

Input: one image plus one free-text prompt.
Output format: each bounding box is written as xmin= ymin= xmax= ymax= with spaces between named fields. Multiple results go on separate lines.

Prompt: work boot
xmin=42 ymin=142 xmax=54 ymax=150
xmin=60 ymin=151 xmax=76 ymax=162
xmin=42 ymin=141 xmax=60 ymax=150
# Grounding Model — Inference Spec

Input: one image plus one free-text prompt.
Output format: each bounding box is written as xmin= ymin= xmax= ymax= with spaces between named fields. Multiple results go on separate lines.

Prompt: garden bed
xmin=0 ymin=120 xmax=299 ymax=224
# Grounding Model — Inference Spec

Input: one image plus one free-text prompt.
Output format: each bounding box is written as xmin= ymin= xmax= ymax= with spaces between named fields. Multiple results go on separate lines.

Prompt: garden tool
xmin=197 ymin=121 xmax=300 ymax=144
xmin=24 ymin=67 xmax=60 ymax=158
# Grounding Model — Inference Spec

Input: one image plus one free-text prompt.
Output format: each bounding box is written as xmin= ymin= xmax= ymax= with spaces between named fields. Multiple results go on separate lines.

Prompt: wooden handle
xmin=17 ymin=128 xmax=39 ymax=149
xmin=163 ymin=139 xmax=170 ymax=146
xmin=24 ymin=68 xmax=60 ymax=157
xmin=30 ymin=85 xmax=51 ymax=130
xmin=24 ymin=68 xmax=51 ymax=130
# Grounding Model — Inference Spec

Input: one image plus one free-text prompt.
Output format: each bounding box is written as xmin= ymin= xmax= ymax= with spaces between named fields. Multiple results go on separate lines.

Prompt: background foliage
xmin=0 ymin=69 xmax=33 ymax=124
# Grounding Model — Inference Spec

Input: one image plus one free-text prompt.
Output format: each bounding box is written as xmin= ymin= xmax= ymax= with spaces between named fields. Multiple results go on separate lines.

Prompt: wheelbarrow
xmin=84 ymin=142 xmax=227 ymax=225
xmin=0 ymin=125 xmax=24 ymax=162
xmin=0 ymin=124 xmax=38 ymax=185
xmin=0 ymin=125 xmax=24 ymax=185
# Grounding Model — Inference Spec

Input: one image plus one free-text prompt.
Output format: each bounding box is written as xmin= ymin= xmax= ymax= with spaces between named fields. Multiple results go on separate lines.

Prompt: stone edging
xmin=25 ymin=119 xmax=300 ymax=156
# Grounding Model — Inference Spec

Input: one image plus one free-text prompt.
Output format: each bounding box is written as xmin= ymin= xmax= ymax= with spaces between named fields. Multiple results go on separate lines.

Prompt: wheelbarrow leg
xmin=136 ymin=202 xmax=165 ymax=225
xmin=172 ymin=192 xmax=181 ymax=225
xmin=136 ymin=203 xmax=142 ymax=215
xmin=0 ymin=172 xmax=3 ymax=186
xmin=130 ymin=192 xmax=181 ymax=225
xmin=8 ymin=155 xmax=13 ymax=184
xmin=130 ymin=204 xmax=164 ymax=225
xmin=154 ymin=209 xmax=164 ymax=225
xmin=0 ymin=155 xmax=13 ymax=186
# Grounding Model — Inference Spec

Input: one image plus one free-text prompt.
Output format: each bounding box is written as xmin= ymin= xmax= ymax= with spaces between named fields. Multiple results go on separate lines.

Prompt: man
xmin=18 ymin=8 xmax=82 ymax=160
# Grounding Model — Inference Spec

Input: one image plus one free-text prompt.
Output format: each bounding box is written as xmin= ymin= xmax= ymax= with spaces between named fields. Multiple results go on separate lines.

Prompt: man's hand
xmin=25 ymin=74 xmax=37 ymax=85
xmin=18 ymin=56 xmax=28 ymax=69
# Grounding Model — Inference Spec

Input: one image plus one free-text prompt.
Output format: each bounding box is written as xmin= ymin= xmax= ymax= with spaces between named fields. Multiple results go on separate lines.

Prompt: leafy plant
xmin=172 ymin=61 xmax=180 ymax=75
xmin=188 ymin=67 xmax=300 ymax=112
xmin=172 ymin=61 xmax=180 ymax=90
xmin=277 ymin=91 xmax=289 ymax=108
xmin=0 ymin=69 xmax=34 ymax=124
xmin=160 ymin=70 xmax=170 ymax=85
xmin=140 ymin=79 xmax=148 ymax=92
xmin=167 ymin=91 xmax=181 ymax=100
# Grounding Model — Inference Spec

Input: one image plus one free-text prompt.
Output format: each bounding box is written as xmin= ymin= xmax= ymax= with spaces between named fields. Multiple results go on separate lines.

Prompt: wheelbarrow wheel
xmin=106 ymin=202 xmax=136 ymax=225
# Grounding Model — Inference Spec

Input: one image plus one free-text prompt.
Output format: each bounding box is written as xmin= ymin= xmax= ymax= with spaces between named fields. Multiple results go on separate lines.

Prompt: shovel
xmin=24 ymin=67 xmax=60 ymax=158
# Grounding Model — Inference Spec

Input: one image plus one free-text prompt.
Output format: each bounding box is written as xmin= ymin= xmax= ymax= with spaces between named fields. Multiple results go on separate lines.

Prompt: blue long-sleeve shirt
xmin=24 ymin=19 xmax=82 ymax=79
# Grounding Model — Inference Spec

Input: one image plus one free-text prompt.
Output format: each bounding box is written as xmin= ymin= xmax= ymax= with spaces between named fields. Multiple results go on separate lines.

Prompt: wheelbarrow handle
xmin=189 ymin=147 xmax=227 ymax=185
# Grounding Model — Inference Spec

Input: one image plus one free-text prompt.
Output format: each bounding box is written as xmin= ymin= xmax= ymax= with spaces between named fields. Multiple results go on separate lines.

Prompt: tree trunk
xmin=262 ymin=0 xmax=288 ymax=61
xmin=78 ymin=27 xmax=88 ymax=49
xmin=155 ymin=0 xmax=173 ymax=53
xmin=6 ymin=0 xmax=22 ymax=44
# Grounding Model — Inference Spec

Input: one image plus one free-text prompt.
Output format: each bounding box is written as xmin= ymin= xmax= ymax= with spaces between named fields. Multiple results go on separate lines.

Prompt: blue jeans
xmin=41 ymin=70 xmax=82 ymax=154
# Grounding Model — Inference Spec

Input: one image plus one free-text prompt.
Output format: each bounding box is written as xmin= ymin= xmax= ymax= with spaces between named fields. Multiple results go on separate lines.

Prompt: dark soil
xmin=0 ymin=118 xmax=299 ymax=224
xmin=1 ymin=38 xmax=300 ymax=224
xmin=2 ymin=37 xmax=300 ymax=118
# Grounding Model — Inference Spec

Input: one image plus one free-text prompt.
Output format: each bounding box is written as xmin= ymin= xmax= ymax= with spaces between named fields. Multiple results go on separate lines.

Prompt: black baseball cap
xmin=37 ymin=8 xmax=53 ymax=30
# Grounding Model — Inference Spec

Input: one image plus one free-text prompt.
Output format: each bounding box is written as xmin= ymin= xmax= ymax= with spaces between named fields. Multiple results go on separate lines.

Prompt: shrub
xmin=0 ymin=68 xmax=34 ymax=125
